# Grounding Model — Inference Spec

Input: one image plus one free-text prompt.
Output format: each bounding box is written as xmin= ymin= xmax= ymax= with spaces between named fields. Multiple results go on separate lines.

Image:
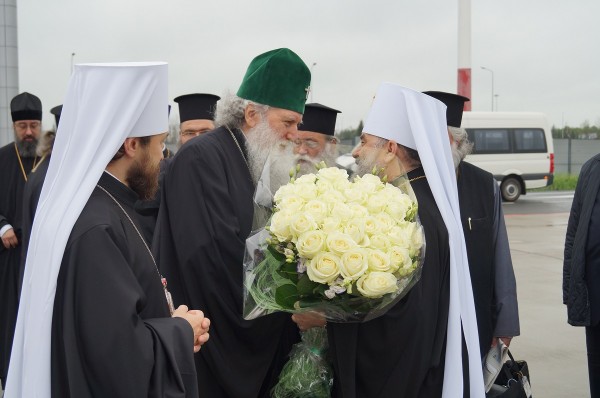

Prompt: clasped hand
xmin=173 ymin=305 xmax=211 ymax=353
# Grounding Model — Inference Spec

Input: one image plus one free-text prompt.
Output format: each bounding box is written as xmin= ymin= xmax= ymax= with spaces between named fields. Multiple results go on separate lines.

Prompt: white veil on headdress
xmin=362 ymin=82 xmax=485 ymax=397
xmin=6 ymin=62 xmax=169 ymax=398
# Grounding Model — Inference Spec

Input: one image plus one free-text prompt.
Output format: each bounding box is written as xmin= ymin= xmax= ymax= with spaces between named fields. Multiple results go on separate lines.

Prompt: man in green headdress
xmin=154 ymin=48 xmax=311 ymax=397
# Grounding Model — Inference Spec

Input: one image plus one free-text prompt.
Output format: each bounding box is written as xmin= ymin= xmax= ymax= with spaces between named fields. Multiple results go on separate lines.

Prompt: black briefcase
xmin=486 ymin=350 xmax=532 ymax=398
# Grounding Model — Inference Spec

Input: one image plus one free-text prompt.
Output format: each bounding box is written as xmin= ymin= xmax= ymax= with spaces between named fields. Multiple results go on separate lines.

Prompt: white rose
xmin=369 ymin=234 xmax=391 ymax=252
xmin=315 ymin=178 xmax=334 ymax=195
xmin=367 ymin=249 xmax=391 ymax=272
xmin=364 ymin=215 xmax=384 ymax=236
xmin=332 ymin=177 xmax=352 ymax=192
xmin=304 ymin=199 xmax=329 ymax=223
xmin=388 ymin=225 xmax=412 ymax=247
xmin=295 ymin=173 xmax=317 ymax=184
xmin=294 ymin=182 xmax=319 ymax=201
xmin=410 ymin=224 xmax=424 ymax=257
xmin=307 ymin=252 xmax=341 ymax=284
xmin=274 ymin=184 xmax=295 ymax=204
xmin=331 ymin=202 xmax=353 ymax=222
xmin=343 ymin=186 xmax=368 ymax=205
xmin=321 ymin=216 xmax=342 ymax=233
xmin=290 ymin=212 xmax=317 ymax=239
xmin=340 ymin=249 xmax=369 ymax=280
xmin=354 ymin=174 xmax=383 ymax=194
xmin=365 ymin=192 xmax=387 ymax=214
xmin=319 ymin=189 xmax=346 ymax=210
xmin=348 ymin=203 xmax=369 ymax=218
xmin=296 ymin=230 xmax=327 ymax=259
xmin=389 ymin=245 xmax=412 ymax=273
xmin=317 ymin=167 xmax=349 ymax=183
xmin=374 ymin=213 xmax=394 ymax=233
xmin=277 ymin=195 xmax=306 ymax=213
xmin=344 ymin=218 xmax=366 ymax=245
xmin=356 ymin=272 xmax=399 ymax=298
xmin=269 ymin=210 xmax=293 ymax=242
xmin=326 ymin=232 xmax=357 ymax=256
xmin=386 ymin=194 xmax=413 ymax=220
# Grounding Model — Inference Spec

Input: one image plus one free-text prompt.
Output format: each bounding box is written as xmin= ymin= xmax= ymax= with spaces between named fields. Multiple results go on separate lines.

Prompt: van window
xmin=514 ymin=128 xmax=547 ymax=153
xmin=468 ymin=129 xmax=510 ymax=153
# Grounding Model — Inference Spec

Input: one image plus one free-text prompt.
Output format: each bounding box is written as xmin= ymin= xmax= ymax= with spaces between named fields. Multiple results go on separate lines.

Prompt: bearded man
xmin=293 ymin=103 xmax=340 ymax=175
xmin=424 ymin=91 xmax=520 ymax=363
xmin=154 ymin=48 xmax=311 ymax=397
xmin=7 ymin=62 xmax=209 ymax=398
xmin=294 ymin=83 xmax=484 ymax=397
xmin=0 ymin=92 xmax=43 ymax=388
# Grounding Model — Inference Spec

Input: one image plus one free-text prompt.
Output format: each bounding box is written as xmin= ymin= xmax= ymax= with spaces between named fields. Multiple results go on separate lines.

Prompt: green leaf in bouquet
xmin=296 ymin=273 xmax=321 ymax=297
xmin=278 ymin=260 xmax=299 ymax=283
xmin=275 ymin=284 xmax=299 ymax=310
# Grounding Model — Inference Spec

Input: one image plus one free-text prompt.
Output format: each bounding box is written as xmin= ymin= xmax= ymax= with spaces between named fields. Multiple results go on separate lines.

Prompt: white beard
xmin=294 ymin=154 xmax=319 ymax=176
xmin=451 ymin=140 xmax=461 ymax=169
xmin=245 ymin=120 xmax=297 ymax=192
xmin=294 ymin=147 xmax=339 ymax=176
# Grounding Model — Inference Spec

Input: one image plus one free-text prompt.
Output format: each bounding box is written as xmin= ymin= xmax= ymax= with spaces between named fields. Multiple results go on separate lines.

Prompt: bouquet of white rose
xmin=244 ymin=166 xmax=424 ymax=322
xmin=243 ymin=165 xmax=425 ymax=398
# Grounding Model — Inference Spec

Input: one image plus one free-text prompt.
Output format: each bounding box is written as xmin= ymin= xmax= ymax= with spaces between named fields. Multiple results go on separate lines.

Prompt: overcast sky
xmin=16 ymin=0 xmax=600 ymax=132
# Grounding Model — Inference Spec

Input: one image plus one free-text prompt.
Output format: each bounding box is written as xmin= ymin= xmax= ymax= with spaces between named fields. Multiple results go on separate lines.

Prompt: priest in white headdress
xmin=6 ymin=62 xmax=210 ymax=398
xmin=326 ymin=83 xmax=484 ymax=397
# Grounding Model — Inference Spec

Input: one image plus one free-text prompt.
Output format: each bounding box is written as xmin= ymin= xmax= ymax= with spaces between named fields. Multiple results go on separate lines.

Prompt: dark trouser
xmin=586 ymin=323 xmax=600 ymax=398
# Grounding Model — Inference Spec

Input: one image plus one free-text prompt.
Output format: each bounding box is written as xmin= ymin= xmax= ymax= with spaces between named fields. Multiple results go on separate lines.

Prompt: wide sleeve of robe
xmin=51 ymin=224 xmax=197 ymax=398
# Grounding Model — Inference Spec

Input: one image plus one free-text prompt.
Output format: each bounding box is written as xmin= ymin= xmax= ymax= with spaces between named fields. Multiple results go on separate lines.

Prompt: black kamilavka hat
xmin=174 ymin=93 xmax=220 ymax=123
xmin=11 ymin=92 xmax=42 ymax=122
xmin=422 ymin=91 xmax=470 ymax=128
xmin=50 ymin=105 xmax=63 ymax=127
xmin=299 ymin=103 xmax=341 ymax=136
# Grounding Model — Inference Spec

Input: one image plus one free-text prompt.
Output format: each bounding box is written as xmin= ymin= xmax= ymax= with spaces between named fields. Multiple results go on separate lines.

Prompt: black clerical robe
xmin=154 ymin=127 xmax=299 ymax=398
xmin=19 ymin=154 xmax=50 ymax=295
xmin=327 ymin=167 xmax=451 ymax=398
xmin=0 ymin=142 xmax=36 ymax=385
xmin=50 ymin=172 xmax=197 ymax=398
xmin=457 ymin=161 xmax=495 ymax=358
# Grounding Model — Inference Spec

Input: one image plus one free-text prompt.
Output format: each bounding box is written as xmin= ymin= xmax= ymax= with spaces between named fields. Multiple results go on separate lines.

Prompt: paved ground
xmin=504 ymin=193 xmax=590 ymax=397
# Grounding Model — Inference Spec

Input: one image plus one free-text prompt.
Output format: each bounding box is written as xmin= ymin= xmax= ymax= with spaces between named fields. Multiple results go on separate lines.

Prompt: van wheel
xmin=501 ymin=177 xmax=521 ymax=202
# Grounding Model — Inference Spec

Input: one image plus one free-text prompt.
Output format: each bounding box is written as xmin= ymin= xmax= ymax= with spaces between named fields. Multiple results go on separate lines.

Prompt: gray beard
xmin=245 ymin=121 xmax=297 ymax=192
xmin=451 ymin=141 xmax=462 ymax=169
xmin=294 ymin=150 xmax=337 ymax=176
xmin=295 ymin=154 xmax=319 ymax=176
xmin=354 ymin=150 xmax=382 ymax=177
xmin=15 ymin=138 xmax=38 ymax=158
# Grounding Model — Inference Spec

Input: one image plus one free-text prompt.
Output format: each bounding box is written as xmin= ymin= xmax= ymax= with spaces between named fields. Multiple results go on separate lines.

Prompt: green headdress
xmin=237 ymin=48 xmax=311 ymax=114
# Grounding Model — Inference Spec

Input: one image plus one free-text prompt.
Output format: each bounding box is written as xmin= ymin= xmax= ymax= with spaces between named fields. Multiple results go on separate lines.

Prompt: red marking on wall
xmin=457 ymin=68 xmax=472 ymax=111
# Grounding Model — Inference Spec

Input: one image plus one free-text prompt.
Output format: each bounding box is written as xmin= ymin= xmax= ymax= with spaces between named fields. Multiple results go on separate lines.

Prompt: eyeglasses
xmin=293 ymin=139 xmax=321 ymax=149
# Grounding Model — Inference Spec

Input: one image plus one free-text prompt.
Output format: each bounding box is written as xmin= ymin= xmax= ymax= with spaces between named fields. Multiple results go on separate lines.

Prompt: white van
xmin=462 ymin=112 xmax=554 ymax=202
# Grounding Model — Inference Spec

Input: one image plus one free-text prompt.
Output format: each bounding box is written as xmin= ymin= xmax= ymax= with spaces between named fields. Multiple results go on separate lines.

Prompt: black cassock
xmin=327 ymin=167 xmax=451 ymax=398
xmin=0 ymin=142 xmax=36 ymax=385
xmin=154 ymin=127 xmax=299 ymax=398
xmin=19 ymin=154 xmax=50 ymax=295
xmin=50 ymin=172 xmax=197 ymax=398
